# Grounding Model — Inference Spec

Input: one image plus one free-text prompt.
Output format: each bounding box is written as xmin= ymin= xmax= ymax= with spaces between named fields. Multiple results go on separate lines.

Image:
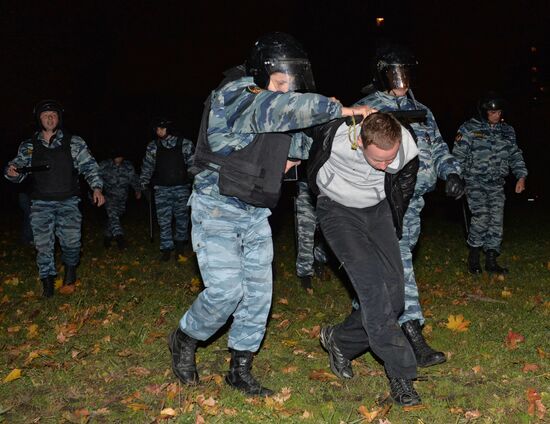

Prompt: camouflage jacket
xmin=139 ymin=135 xmax=195 ymax=188
xmin=193 ymin=76 xmax=342 ymax=208
xmin=453 ymin=118 xmax=527 ymax=185
xmin=356 ymin=91 xmax=461 ymax=196
xmin=98 ymin=159 xmax=140 ymax=199
xmin=4 ymin=129 xmax=103 ymax=190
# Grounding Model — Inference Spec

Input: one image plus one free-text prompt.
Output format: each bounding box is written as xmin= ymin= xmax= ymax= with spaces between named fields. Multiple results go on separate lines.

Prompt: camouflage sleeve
xmin=181 ymin=138 xmax=195 ymax=170
xmin=71 ymin=136 xmax=103 ymax=190
xmin=127 ymin=162 xmax=141 ymax=191
xmin=227 ymin=89 xmax=342 ymax=134
xmin=139 ymin=141 xmax=157 ymax=188
xmin=452 ymin=124 xmax=472 ymax=175
xmin=507 ymin=128 xmax=528 ymax=179
xmin=288 ymin=132 xmax=314 ymax=160
xmin=427 ymin=110 xmax=462 ymax=179
xmin=3 ymin=141 xmax=33 ymax=183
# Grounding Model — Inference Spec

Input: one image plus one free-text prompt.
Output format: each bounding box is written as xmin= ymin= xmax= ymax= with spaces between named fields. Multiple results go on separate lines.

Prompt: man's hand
xmin=93 ymin=189 xmax=105 ymax=207
xmin=341 ymin=104 xmax=377 ymax=119
xmin=285 ymin=160 xmax=301 ymax=174
xmin=445 ymin=173 xmax=465 ymax=198
xmin=135 ymin=191 xmax=142 ymax=200
xmin=6 ymin=164 xmax=20 ymax=178
xmin=515 ymin=177 xmax=526 ymax=193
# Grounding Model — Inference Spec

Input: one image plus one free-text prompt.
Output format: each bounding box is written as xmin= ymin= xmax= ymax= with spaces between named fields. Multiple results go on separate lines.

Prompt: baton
xmin=16 ymin=165 xmax=51 ymax=174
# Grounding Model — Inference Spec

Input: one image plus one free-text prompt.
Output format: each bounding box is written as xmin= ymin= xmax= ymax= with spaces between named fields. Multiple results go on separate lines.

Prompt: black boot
xmin=167 ymin=328 xmax=199 ymax=385
xmin=401 ymin=320 xmax=446 ymax=368
xmin=160 ymin=250 xmax=171 ymax=261
xmin=467 ymin=246 xmax=483 ymax=274
xmin=225 ymin=349 xmax=273 ymax=396
xmin=300 ymin=275 xmax=312 ymax=290
xmin=103 ymin=236 xmax=112 ymax=248
xmin=41 ymin=276 xmax=55 ymax=298
xmin=63 ymin=264 xmax=77 ymax=286
xmin=485 ymin=250 xmax=508 ymax=274
xmin=388 ymin=377 xmax=421 ymax=406
xmin=114 ymin=235 xmax=127 ymax=250
xmin=174 ymin=240 xmax=188 ymax=258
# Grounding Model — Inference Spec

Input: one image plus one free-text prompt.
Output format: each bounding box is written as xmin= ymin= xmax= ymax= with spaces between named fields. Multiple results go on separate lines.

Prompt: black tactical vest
xmin=30 ymin=133 xmax=79 ymax=200
xmin=152 ymin=138 xmax=188 ymax=186
xmin=192 ymin=93 xmax=291 ymax=209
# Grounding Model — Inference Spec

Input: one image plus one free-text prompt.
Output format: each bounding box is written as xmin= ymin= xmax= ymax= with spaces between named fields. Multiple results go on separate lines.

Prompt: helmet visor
xmin=384 ymin=64 xmax=413 ymax=90
xmin=264 ymin=58 xmax=316 ymax=92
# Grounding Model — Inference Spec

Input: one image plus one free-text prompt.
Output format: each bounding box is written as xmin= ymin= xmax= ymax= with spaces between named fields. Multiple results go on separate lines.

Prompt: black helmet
xmin=373 ymin=44 xmax=418 ymax=91
xmin=33 ymin=99 xmax=64 ymax=129
xmin=245 ymin=32 xmax=316 ymax=92
xmin=477 ymin=91 xmax=506 ymax=120
xmin=151 ymin=117 xmax=174 ymax=136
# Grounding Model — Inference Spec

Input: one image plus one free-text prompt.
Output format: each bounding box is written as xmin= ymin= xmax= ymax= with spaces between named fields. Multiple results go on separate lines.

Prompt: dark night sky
xmin=1 ymin=0 xmax=549 ymax=195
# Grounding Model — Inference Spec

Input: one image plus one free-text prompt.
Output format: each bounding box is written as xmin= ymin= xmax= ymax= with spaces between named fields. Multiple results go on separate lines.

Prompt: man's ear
xmin=356 ymin=136 xmax=364 ymax=149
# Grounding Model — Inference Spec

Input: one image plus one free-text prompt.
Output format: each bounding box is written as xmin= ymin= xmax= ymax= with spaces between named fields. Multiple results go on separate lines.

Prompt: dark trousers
xmin=317 ymin=196 xmax=417 ymax=379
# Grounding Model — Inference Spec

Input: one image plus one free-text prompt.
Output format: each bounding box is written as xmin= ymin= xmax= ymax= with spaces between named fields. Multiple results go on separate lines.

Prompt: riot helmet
xmin=373 ymin=44 xmax=418 ymax=92
xmin=151 ymin=117 xmax=174 ymax=137
xmin=477 ymin=91 xmax=506 ymax=121
xmin=245 ymin=32 xmax=316 ymax=92
xmin=33 ymin=99 xmax=64 ymax=129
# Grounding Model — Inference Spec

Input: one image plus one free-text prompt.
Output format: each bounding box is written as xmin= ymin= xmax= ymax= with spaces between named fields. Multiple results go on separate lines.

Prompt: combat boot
xmin=63 ymin=264 xmax=77 ymax=286
xmin=485 ymin=250 xmax=508 ymax=274
xmin=167 ymin=328 xmax=199 ymax=385
xmin=388 ymin=377 xmax=421 ymax=406
xmin=401 ymin=320 xmax=446 ymax=367
xmin=467 ymin=246 xmax=482 ymax=274
xmin=41 ymin=276 xmax=55 ymax=298
xmin=160 ymin=250 xmax=171 ymax=261
xmin=114 ymin=235 xmax=127 ymax=250
xmin=300 ymin=275 xmax=312 ymax=290
xmin=225 ymin=349 xmax=273 ymax=397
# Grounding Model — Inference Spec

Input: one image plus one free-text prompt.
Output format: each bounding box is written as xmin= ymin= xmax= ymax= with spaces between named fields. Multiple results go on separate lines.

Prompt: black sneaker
xmin=319 ymin=326 xmax=353 ymax=379
xmin=389 ymin=377 xmax=421 ymax=406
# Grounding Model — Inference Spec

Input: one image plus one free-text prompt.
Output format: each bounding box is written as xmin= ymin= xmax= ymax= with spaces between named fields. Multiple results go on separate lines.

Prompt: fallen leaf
xmin=27 ymin=324 xmax=39 ymax=339
xmin=282 ymin=366 xmax=298 ymax=374
xmin=450 ymin=407 xmax=464 ymax=414
xmin=301 ymin=325 xmax=321 ymax=338
xmin=59 ymin=284 xmax=76 ymax=294
xmin=464 ymin=409 xmax=481 ymax=419
xmin=277 ymin=298 xmax=289 ymax=305
xmin=522 ymin=363 xmax=540 ymax=373
xmin=3 ymin=368 xmax=22 ymax=383
xmin=505 ymin=330 xmax=525 ymax=350
xmin=7 ymin=325 xmax=21 ymax=333
xmin=277 ymin=319 xmax=290 ymax=329
xmin=472 ymin=365 xmax=482 ymax=374
xmin=302 ymin=410 xmax=312 ymax=419
xmin=501 ymin=289 xmax=512 ymax=298
xmin=402 ymin=404 xmax=426 ymax=412
xmin=358 ymin=405 xmax=381 ymax=422
xmin=223 ymin=408 xmax=237 ymax=416
xmin=55 ymin=278 xmax=63 ymax=289
xmin=527 ymin=388 xmax=547 ymax=419
xmin=536 ymin=347 xmax=548 ymax=358
xmin=160 ymin=407 xmax=178 ymax=417
xmin=309 ymin=369 xmax=336 ymax=382
xmin=127 ymin=403 xmax=149 ymax=411
xmin=128 ymin=366 xmax=151 ymax=377
xmin=177 ymin=255 xmax=188 ymax=264
xmin=4 ymin=277 xmax=20 ymax=286
xmin=446 ymin=314 xmax=471 ymax=332
xmin=195 ymin=414 xmax=205 ymax=424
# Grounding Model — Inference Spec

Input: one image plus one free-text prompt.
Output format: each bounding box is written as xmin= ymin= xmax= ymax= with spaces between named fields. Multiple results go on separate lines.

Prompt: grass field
xmin=0 ymin=196 xmax=548 ymax=423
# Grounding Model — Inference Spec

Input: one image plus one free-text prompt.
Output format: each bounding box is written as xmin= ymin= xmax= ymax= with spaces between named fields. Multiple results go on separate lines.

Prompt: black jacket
xmin=306 ymin=117 xmax=419 ymax=239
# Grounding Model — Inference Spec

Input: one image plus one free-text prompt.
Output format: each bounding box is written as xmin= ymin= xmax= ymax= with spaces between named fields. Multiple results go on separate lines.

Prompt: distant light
xmin=376 ymin=17 xmax=385 ymax=27
xmin=530 ymin=46 xmax=537 ymax=52
xmin=528 ymin=198 xmax=535 ymax=202
xmin=540 ymin=86 xmax=546 ymax=92
xmin=531 ymin=66 xmax=538 ymax=72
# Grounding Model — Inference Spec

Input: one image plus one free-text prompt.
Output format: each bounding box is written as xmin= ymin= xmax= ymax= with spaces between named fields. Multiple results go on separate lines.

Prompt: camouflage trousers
xmin=30 ymin=196 xmax=81 ymax=278
xmin=104 ymin=195 xmax=127 ymax=237
xmin=465 ymin=182 xmax=505 ymax=253
xmin=398 ymin=195 xmax=426 ymax=326
xmin=179 ymin=193 xmax=273 ymax=352
xmin=154 ymin=185 xmax=191 ymax=251
xmin=295 ymin=181 xmax=327 ymax=277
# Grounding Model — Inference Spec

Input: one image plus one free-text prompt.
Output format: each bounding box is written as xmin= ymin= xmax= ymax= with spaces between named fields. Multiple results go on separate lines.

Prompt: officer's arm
xmin=427 ymin=111 xmax=461 ymax=179
xmin=4 ymin=142 xmax=32 ymax=183
xmin=507 ymin=128 xmax=528 ymax=180
xmin=139 ymin=142 xmax=156 ymax=188
xmin=288 ymin=132 xmax=314 ymax=160
xmin=452 ymin=125 xmax=472 ymax=172
xmin=71 ymin=136 xmax=103 ymax=191
xmin=182 ymin=139 xmax=195 ymax=172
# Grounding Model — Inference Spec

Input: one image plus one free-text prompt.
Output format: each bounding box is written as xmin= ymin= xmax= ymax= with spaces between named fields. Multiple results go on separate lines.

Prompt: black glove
xmin=445 ymin=173 xmax=465 ymax=198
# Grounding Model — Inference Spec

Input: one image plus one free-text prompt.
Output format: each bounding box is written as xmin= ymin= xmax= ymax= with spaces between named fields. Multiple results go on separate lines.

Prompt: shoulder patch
xmin=455 ymin=132 xmax=462 ymax=142
xmin=246 ymin=85 xmax=263 ymax=95
xmin=472 ymin=131 xmax=485 ymax=138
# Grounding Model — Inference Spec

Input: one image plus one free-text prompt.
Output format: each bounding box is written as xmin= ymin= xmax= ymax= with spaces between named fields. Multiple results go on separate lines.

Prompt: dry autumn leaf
xmin=27 ymin=323 xmax=39 ymax=339
xmin=59 ymin=284 xmax=76 ymax=294
xmin=282 ymin=366 xmax=298 ymax=374
xmin=358 ymin=405 xmax=382 ymax=422
xmin=446 ymin=314 xmax=471 ymax=332
xmin=277 ymin=298 xmax=289 ymax=305
xmin=505 ymin=330 xmax=525 ymax=350
xmin=309 ymin=369 xmax=336 ymax=382
xmin=277 ymin=319 xmax=290 ymax=329
xmin=3 ymin=368 xmax=22 ymax=383
xmin=464 ymin=409 xmax=481 ymax=419
xmin=522 ymin=363 xmax=540 ymax=373
xmin=527 ymin=388 xmax=546 ymax=419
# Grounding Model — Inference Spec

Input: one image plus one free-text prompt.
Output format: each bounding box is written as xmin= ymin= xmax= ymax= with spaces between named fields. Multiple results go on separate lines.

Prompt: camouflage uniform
xmin=140 ymin=135 xmax=194 ymax=251
xmin=453 ymin=118 xmax=527 ymax=252
xmin=179 ymin=76 xmax=342 ymax=352
xmin=356 ymin=91 xmax=461 ymax=325
xmin=4 ymin=130 xmax=103 ymax=278
xmin=295 ymin=180 xmax=327 ymax=278
xmin=98 ymin=159 xmax=140 ymax=237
